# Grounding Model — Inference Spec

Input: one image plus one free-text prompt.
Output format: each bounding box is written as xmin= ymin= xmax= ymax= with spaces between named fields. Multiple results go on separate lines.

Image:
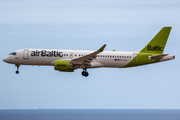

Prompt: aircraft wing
xmin=72 ymin=44 xmax=106 ymax=68
xmin=151 ymin=54 xmax=169 ymax=59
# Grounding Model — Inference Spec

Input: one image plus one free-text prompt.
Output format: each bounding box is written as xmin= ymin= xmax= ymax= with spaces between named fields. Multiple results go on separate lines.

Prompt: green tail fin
xmin=140 ymin=27 xmax=172 ymax=54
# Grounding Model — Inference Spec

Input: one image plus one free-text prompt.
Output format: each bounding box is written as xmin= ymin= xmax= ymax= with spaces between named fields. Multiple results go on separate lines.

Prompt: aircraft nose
xmin=3 ymin=56 xmax=9 ymax=63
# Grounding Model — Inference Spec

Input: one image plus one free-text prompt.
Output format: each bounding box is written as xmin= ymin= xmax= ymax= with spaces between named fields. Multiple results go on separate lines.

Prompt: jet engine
xmin=54 ymin=60 xmax=74 ymax=72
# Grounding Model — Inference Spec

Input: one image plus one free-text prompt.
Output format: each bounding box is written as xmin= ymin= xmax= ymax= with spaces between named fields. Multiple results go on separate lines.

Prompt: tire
xmin=16 ymin=71 xmax=19 ymax=74
xmin=82 ymin=71 xmax=89 ymax=77
xmin=85 ymin=72 xmax=89 ymax=77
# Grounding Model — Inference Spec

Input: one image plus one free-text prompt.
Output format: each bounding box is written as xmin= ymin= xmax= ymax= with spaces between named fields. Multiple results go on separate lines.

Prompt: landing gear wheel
xmin=82 ymin=71 xmax=89 ymax=77
xmin=16 ymin=70 xmax=19 ymax=74
xmin=85 ymin=72 xmax=89 ymax=77
xmin=15 ymin=64 xmax=20 ymax=74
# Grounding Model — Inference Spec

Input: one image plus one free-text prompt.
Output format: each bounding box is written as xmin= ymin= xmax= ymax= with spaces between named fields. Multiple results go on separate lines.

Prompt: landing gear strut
xmin=82 ymin=68 xmax=89 ymax=77
xmin=15 ymin=64 xmax=20 ymax=74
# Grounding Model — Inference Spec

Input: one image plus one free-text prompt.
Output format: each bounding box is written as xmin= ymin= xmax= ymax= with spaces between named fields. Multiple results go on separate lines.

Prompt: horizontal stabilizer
xmin=151 ymin=54 xmax=169 ymax=59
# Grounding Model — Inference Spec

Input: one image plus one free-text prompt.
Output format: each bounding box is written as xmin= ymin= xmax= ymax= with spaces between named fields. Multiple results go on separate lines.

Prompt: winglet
xmin=97 ymin=44 xmax=106 ymax=52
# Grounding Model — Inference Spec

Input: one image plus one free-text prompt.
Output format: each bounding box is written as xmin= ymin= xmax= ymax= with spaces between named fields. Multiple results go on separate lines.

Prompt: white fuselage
xmin=3 ymin=49 xmax=137 ymax=68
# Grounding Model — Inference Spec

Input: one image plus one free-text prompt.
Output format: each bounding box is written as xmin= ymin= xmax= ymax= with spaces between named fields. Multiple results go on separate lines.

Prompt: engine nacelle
xmin=54 ymin=60 xmax=74 ymax=72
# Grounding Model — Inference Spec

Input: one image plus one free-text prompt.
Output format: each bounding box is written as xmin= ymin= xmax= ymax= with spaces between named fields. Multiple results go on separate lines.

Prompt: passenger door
xmin=23 ymin=49 xmax=29 ymax=59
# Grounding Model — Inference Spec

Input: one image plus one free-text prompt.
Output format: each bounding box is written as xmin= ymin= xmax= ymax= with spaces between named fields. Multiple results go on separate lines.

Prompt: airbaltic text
xmin=31 ymin=50 xmax=63 ymax=57
xmin=147 ymin=45 xmax=163 ymax=51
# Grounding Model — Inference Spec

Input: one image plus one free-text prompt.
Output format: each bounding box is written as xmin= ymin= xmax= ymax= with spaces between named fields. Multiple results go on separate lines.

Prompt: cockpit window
xmin=9 ymin=52 xmax=17 ymax=55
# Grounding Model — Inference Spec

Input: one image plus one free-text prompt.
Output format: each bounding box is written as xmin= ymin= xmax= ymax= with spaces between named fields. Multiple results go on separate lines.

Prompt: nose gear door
xmin=23 ymin=49 xmax=29 ymax=59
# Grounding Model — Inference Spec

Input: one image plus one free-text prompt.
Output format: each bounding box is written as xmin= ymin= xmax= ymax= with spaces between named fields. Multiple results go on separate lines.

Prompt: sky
xmin=0 ymin=0 xmax=180 ymax=109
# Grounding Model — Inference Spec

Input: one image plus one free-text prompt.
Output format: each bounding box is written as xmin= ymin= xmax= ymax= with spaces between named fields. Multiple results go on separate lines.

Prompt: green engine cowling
xmin=54 ymin=60 xmax=74 ymax=72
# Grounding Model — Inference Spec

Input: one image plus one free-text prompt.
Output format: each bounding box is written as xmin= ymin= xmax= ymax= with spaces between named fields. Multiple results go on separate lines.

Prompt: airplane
xmin=3 ymin=27 xmax=175 ymax=77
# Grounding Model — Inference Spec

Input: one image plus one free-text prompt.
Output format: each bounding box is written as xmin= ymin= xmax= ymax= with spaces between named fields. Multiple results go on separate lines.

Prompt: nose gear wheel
xmin=15 ymin=64 xmax=20 ymax=74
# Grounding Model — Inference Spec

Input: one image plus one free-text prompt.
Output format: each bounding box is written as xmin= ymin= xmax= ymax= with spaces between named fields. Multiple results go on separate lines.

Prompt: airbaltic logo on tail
xmin=31 ymin=50 xmax=63 ymax=57
xmin=147 ymin=45 xmax=163 ymax=51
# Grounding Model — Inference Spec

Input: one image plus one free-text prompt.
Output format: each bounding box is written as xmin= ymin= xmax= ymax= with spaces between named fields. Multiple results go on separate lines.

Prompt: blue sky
xmin=0 ymin=0 xmax=180 ymax=109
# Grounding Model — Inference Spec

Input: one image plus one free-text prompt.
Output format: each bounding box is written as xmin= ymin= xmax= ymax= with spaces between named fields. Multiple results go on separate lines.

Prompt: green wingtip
xmin=98 ymin=44 xmax=106 ymax=52
xmin=112 ymin=49 xmax=116 ymax=51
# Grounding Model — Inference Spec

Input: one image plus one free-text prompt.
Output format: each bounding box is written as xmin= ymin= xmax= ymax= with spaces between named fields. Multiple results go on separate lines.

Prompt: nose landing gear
xmin=15 ymin=64 xmax=20 ymax=74
xmin=82 ymin=68 xmax=89 ymax=77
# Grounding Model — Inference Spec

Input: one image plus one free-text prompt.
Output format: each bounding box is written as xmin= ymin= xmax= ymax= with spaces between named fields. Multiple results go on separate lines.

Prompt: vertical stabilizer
xmin=140 ymin=27 xmax=172 ymax=54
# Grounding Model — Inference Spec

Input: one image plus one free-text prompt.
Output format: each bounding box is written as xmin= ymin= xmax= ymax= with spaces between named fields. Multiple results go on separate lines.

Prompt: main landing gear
xmin=15 ymin=64 xmax=20 ymax=74
xmin=82 ymin=68 xmax=89 ymax=77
